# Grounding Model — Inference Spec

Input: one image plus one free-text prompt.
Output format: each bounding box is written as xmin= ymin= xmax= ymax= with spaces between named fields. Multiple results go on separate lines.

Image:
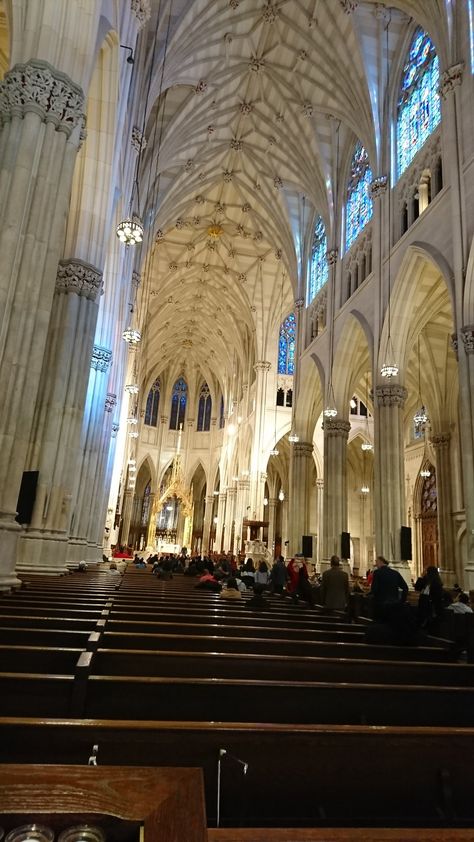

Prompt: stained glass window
xmin=345 ymin=142 xmax=373 ymax=251
xmin=144 ymin=378 xmax=160 ymax=427
xmin=197 ymin=382 xmax=212 ymax=431
xmin=278 ymin=313 xmax=296 ymax=375
xmin=169 ymin=377 xmax=187 ymax=430
xmin=219 ymin=395 xmax=225 ymax=429
xmin=309 ymin=215 xmax=328 ymax=303
xmin=397 ymin=28 xmax=441 ymax=177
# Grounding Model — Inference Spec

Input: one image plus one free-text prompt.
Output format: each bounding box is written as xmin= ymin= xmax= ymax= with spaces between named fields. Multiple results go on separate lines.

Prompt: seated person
xmin=195 ymin=572 xmax=221 ymax=591
xmin=220 ymin=577 xmax=242 ymax=599
xmin=108 ymin=562 xmax=121 ymax=576
xmin=447 ymin=592 xmax=473 ymax=614
xmin=246 ymin=583 xmax=270 ymax=610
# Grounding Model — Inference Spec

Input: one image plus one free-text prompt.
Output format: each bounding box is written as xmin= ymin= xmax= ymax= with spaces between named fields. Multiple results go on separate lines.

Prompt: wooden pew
xmin=0 ymin=645 xmax=84 ymax=674
xmin=2 ymin=718 xmax=474 ymax=826
xmin=106 ymin=617 xmax=367 ymax=642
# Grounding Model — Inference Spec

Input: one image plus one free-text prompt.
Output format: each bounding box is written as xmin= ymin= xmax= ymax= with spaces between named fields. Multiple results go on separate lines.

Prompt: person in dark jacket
xmin=270 ymin=556 xmax=287 ymax=595
xmin=371 ymin=555 xmax=408 ymax=620
xmin=414 ymin=566 xmax=445 ymax=628
xmin=320 ymin=555 xmax=350 ymax=611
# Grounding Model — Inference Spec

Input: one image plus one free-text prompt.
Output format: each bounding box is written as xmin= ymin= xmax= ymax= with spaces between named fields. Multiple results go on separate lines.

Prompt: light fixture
xmin=420 ymin=466 xmax=431 ymax=478
xmin=237 ymin=415 xmax=242 ymax=424
xmin=125 ymin=383 xmax=139 ymax=395
xmin=288 ymin=432 xmax=299 ymax=443
xmin=350 ymin=397 xmax=357 ymax=409
xmin=213 ymin=516 xmax=218 ymax=524
xmin=361 ymin=441 xmax=373 ymax=452
xmin=166 ymin=505 xmax=173 ymax=512
xmin=116 ymin=214 xmax=144 ymax=246
xmin=227 ymin=423 xmax=236 ymax=435
xmin=232 ymin=475 xmax=239 ymax=482
xmin=120 ymin=44 xmax=135 ymax=65
xmin=414 ymin=406 xmax=428 ymax=426
xmin=213 ymin=490 xmax=219 ymax=496
xmin=122 ymin=327 xmax=141 ymax=344
xmin=127 ymin=416 xmax=138 ymax=425
xmin=380 ymin=17 xmax=398 ymax=380
xmin=278 ymin=489 xmax=285 ymax=502
xmin=361 ymin=484 xmax=370 ymax=494
xmin=413 ymin=335 xmax=428 ymax=429
xmin=129 ymin=430 xmax=139 ymax=438
xmin=270 ymin=447 xmax=279 ymax=456
xmin=361 ymin=372 xmax=373 ymax=451
xmin=263 ymin=497 xmax=268 ymax=506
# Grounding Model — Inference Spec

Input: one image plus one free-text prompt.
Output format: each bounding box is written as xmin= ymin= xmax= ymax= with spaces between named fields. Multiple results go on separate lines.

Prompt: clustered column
xmin=373 ymin=384 xmax=407 ymax=565
xmin=430 ymin=432 xmax=456 ymax=584
xmin=322 ymin=419 xmax=350 ymax=563
xmin=289 ymin=441 xmax=313 ymax=556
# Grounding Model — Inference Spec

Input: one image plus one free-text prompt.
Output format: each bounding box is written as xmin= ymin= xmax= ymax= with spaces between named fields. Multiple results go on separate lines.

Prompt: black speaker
xmin=400 ymin=526 xmax=412 ymax=561
xmin=15 ymin=471 xmax=39 ymax=525
xmin=341 ymin=531 xmax=351 ymax=559
xmin=302 ymin=535 xmax=313 ymax=557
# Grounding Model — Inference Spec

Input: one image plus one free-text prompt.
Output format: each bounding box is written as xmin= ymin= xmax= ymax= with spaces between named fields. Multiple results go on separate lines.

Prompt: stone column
xmin=120 ymin=490 xmax=134 ymax=548
xmin=322 ymin=419 xmax=350 ymax=566
xmin=16 ymin=260 xmax=102 ymax=573
xmin=202 ymin=495 xmax=214 ymax=555
xmin=0 ymin=61 xmax=85 ymax=589
xmin=373 ymin=384 xmax=408 ymax=572
xmin=225 ymin=487 xmax=237 ymax=552
xmin=280 ymin=497 xmax=289 ymax=558
xmin=459 ymin=327 xmax=474 ymax=586
xmin=234 ymin=478 xmax=250 ymax=556
xmin=316 ymin=478 xmax=324 ymax=568
xmin=215 ymin=491 xmax=227 ymax=553
xmin=431 ymin=432 xmax=457 ymax=585
xmin=288 ymin=441 xmax=313 ymax=556
xmin=85 ymin=391 xmax=116 ymax=559
xmin=249 ymin=361 xmax=271 ymax=517
xmin=267 ymin=497 xmax=278 ymax=557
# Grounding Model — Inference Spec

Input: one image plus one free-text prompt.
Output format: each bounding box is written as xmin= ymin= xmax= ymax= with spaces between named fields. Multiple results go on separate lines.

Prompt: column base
xmin=17 ymin=528 xmax=70 ymax=575
xmin=67 ymin=537 xmax=88 ymax=565
xmin=0 ymin=513 xmax=23 ymax=591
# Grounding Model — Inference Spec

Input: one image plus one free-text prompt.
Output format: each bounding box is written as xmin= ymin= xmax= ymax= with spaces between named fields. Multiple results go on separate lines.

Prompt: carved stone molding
xmin=439 ymin=62 xmax=464 ymax=99
xmin=450 ymin=332 xmax=459 ymax=359
xmin=56 ymin=258 xmax=103 ymax=301
xmin=293 ymin=441 xmax=314 ymax=457
xmin=0 ymin=60 xmax=84 ymax=135
xmin=316 ymin=478 xmax=324 ymax=490
xmin=369 ymin=175 xmax=388 ymax=199
xmin=294 ymin=298 xmax=305 ymax=311
xmin=323 ymin=419 xmax=351 ymax=438
xmin=132 ymin=270 xmax=141 ymax=289
xmin=131 ymin=125 xmax=146 ymax=153
xmin=130 ymin=0 xmax=151 ymax=29
xmin=254 ymin=360 xmax=271 ymax=373
xmin=339 ymin=0 xmax=358 ymax=12
xmin=375 ymin=384 xmax=407 ymax=408
xmin=238 ymin=479 xmax=250 ymax=490
xmin=430 ymin=432 xmax=450 ymax=449
xmin=227 ymin=487 xmax=237 ymax=498
xmin=461 ymin=325 xmax=474 ymax=354
xmin=326 ymin=248 xmax=338 ymax=265
xmin=105 ymin=393 xmax=117 ymax=413
xmin=91 ymin=345 xmax=112 ymax=373
xmin=160 ymin=415 xmax=168 ymax=424
xmin=111 ymin=422 xmax=119 ymax=438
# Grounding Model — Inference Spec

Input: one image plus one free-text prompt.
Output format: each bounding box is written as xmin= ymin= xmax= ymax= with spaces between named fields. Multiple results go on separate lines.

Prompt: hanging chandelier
xmin=361 ymin=484 xmax=370 ymax=494
xmin=414 ymin=405 xmax=428 ymax=426
xmin=125 ymin=383 xmax=139 ymax=395
xmin=129 ymin=430 xmax=139 ymax=439
xmin=278 ymin=489 xmax=285 ymax=501
xmin=288 ymin=432 xmax=299 ymax=443
xmin=127 ymin=416 xmax=138 ymax=425
xmin=122 ymin=327 xmax=141 ymax=344
xmin=116 ymin=213 xmax=144 ymax=246
xmin=420 ymin=466 xmax=431 ymax=478
xmin=270 ymin=447 xmax=279 ymax=456
xmin=361 ymin=441 xmax=373 ymax=451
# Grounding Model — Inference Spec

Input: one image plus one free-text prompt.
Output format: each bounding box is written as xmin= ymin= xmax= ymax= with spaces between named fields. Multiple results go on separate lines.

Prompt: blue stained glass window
xmin=219 ymin=395 xmax=225 ymax=429
xmin=397 ymin=28 xmax=441 ymax=177
xmin=169 ymin=377 xmax=187 ymax=430
xmin=309 ymin=215 xmax=328 ymax=303
xmin=278 ymin=313 xmax=296 ymax=375
xmin=145 ymin=378 xmax=160 ymax=427
xmin=345 ymin=142 xmax=373 ymax=251
xmin=197 ymin=382 xmax=212 ymax=431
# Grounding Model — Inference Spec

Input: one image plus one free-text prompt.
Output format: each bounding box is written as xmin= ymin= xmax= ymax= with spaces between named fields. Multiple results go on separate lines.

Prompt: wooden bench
xmin=1 ymin=718 xmax=474 ymax=826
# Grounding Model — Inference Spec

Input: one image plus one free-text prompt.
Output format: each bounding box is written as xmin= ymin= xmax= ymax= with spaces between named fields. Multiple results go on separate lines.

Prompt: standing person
xmin=371 ymin=555 xmax=408 ymax=620
xmin=270 ymin=556 xmax=287 ymax=595
xmin=296 ymin=558 xmax=315 ymax=607
xmin=286 ymin=558 xmax=299 ymax=597
xmin=320 ymin=555 xmax=350 ymax=611
xmin=414 ymin=566 xmax=445 ymax=628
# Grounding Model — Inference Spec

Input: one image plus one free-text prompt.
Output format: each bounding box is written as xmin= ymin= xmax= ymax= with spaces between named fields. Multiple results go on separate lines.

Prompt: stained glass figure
xmin=197 ymin=382 xmax=212 ymax=431
xmin=345 ymin=142 xmax=373 ymax=251
xmin=169 ymin=377 xmax=187 ymax=429
xmin=309 ymin=215 xmax=328 ymax=302
xmin=397 ymin=28 xmax=441 ymax=177
xmin=278 ymin=313 xmax=296 ymax=375
xmin=144 ymin=378 xmax=160 ymax=427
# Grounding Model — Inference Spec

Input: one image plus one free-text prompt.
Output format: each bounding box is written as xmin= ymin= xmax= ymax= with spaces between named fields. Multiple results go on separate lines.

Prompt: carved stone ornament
xmin=339 ymin=0 xmax=358 ymax=11
xmin=0 ymin=60 xmax=85 ymax=136
xmin=326 ymin=248 xmax=338 ymax=265
xmin=105 ymin=393 xmax=117 ymax=413
xmin=294 ymin=441 xmax=314 ymax=457
xmin=131 ymin=125 xmax=146 ymax=153
xmin=439 ymin=63 xmax=464 ymax=99
xmin=369 ymin=175 xmax=388 ymax=199
xmin=254 ymin=360 xmax=271 ymax=373
xmin=132 ymin=270 xmax=141 ymax=288
xmin=461 ymin=325 xmax=474 ymax=354
xmin=450 ymin=332 xmax=458 ymax=359
xmin=294 ymin=298 xmax=305 ymax=310
xmin=262 ymin=2 xmax=279 ymax=23
xmin=111 ymin=422 xmax=120 ymax=438
xmin=375 ymin=384 xmax=407 ymax=407
xmin=323 ymin=419 xmax=351 ymax=438
xmin=430 ymin=432 xmax=450 ymax=449
xmin=91 ymin=345 xmax=113 ymax=373
xmin=130 ymin=0 xmax=151 ymax=29
xmin=56 ymin=259 xmax=103 ymax=301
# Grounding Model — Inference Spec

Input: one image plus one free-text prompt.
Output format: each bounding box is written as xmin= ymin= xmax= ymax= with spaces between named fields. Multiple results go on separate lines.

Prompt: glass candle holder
xmin=5 ymin=825 xmax=54 ymax=842
xmin=58 ymin=826 xmax=105 ymax=842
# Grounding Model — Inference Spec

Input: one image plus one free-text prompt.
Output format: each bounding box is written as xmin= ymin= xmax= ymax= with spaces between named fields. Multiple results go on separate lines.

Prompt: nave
xmin=1 ymin=566 xmax=474 ymax=838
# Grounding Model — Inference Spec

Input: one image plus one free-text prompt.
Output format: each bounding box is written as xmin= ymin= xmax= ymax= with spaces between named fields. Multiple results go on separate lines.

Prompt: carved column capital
xmin=131 ymin=270 xmax=141 ymax=289
xmin=130 ymin=0 xmax=151 ymax=29
xmin=0 ymin=60 xmax=84 ymax=136
xmin=56 ymin=258 xmax=103 ymax=301
xmin=375 ymin=384 xmax=407 ymax=408
xmin=461 ymin=325 xmax=474 ymax=354
xmin=254 ymin=360 xmax=271 ymax=373
xmin=316 ymin=478 xmax=324 ymax=490
xmin=439 ymin=62 xmax=464 ymax=99
xmin=105 ymin=393 xmax=117 ymax=413
xmin=369 ymin=175 xmax=388 ymax=199
xmin=294 ymin=298 xmax=305 ymax=311
xmin=339 ymin=0 xmax=358 ymax=12
xmin=227 ymin=487 xmax=237 ymax=499
xmin=160 ymin=414 xmax=168 ymax=425
xmin=91 ymin=345 xmax=112 ymax=373
xmin=326 ymin=248 xmax=338 ymax=265
xmin=238 ymin=479 xmax=250 ymax=491
xmin=450 ymin=331 xmax=459 ymax=359
xmin=111 ymin=422 xmax=120 ymax=438
xmin=293 ymin=440 xmax=314 ymax=457
xmin=430 ymin=432 xmax=450 ymax=449
xmin=131 ymin=126 xmax=146 ymax=153
xmin=323 ymin=419 xmax=351 ymax=438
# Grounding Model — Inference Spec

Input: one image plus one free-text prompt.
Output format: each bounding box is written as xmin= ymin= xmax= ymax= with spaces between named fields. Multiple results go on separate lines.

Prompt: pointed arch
xmin=144 ymin=377 xmax=160 ymax=427
xmin=197 ymin=381 xmax=212 ymax=431
xmin=169 ymin=377 xmax=187 ymax=430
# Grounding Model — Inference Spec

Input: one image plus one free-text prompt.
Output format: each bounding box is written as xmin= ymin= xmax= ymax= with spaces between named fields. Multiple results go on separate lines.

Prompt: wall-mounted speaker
xmin=15 ymin=471 xmax=39 ymax=525
xmin=341 ymin=531 xmax=351 ymax=559
xmin=400 ymin=526 xmax=412 ymax=561
xmin=302 ymin=535 xmax=313 ymax=557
